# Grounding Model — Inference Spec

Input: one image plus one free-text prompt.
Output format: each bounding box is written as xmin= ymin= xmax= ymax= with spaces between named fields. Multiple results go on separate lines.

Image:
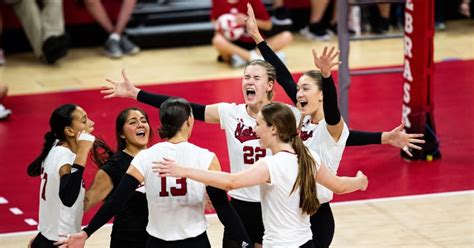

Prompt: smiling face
xmin=242 ymin=64 xmax=274 ymax=108
xmin=121 ymin=110 xmax=150 ymax=150
xmin=69 ymin=106 xmax=95 ymax=136
xmin=296 ymin=74 xmax=323 ymax=116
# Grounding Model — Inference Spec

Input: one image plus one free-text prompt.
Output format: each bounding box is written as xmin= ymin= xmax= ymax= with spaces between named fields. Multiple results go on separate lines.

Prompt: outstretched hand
xmin=100 ymin=69 xmax=140 ymax=100
xmin=152 ymin=158 xmax=186 ymax=178
xmin=312 ymin=46 xmax=341 ymax=78
xmin=246 ymin=3 xmax=264 ymax=43
xmin=382 ymin=122 xmax=425 ymax=157
xmin=53 ymin=231 xmax=88 ymax=248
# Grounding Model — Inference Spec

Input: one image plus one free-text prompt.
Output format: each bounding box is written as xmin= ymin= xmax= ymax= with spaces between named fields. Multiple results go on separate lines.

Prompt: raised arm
xmin=246 ymin=3 xmax=297 ymax=104
xmin=58 ymin=132 xmax=95 ymax=207
xmin=100 ymin=69 xmax=218 ymax=123
xmin=312 ymin=47 xmax=345 ymax=141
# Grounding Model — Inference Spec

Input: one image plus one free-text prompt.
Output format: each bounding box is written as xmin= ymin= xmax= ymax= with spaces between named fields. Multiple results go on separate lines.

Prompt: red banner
xmin=402 ymin=0 xmax=440 ymax=160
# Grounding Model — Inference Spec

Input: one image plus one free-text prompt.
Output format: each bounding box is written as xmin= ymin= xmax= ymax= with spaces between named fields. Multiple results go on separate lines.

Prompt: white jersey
xmin=38 ymin=145 xmax=85 ymax=241
xmin=300 ymin=116 xmax=349 ymax=203
xmin=132 ymin=141 xmax=214 ymax=241
xmin=260 ymin=150 xmax=322 ymax=247
xmin=218 ymin=102 xmax=301 ymax=202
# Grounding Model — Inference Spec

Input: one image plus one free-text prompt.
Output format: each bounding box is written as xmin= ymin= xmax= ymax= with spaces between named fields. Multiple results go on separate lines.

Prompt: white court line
xmin=0 ymin=197 xmax=8 ymax=204
xmin=0 ymin=190 xmax=472 ymax=238
xmin=331 ymin=190 xmax=473 ymax=206
xmin=24 ymin=219 xmax=38 ymax=226
xmin=9 ymin=208 xmax=23 ymax=215
xmin=0 ymin=224 xmax=113 ymax=238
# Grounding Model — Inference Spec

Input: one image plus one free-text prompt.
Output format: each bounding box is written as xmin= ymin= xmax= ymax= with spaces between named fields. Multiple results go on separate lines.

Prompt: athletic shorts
xmin=224 ymin=198 xmax=264 ymax=244
xmin=31 ymin=232 xmax=55 ymax=248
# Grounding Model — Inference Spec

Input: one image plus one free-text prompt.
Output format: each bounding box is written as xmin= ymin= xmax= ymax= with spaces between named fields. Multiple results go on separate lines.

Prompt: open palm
xmin=312 ymin=46 xmax=340 ymax=78
xmin=100 ymin=69 xmax=140 ymax=99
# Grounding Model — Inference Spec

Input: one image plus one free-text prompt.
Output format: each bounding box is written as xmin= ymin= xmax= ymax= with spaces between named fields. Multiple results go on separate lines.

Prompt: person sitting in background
xmin=270 ymin=0 xmax=292 ymax=26
xmin=81 ymin=0 xmax=140 ymax=59
xmin=0 ymin=84 xmax=12 ymax=120
xmin=211 ymin=0 xmax=292 ymax=68
xmin=4 ymin=0 xmax=68 ymax=64
xmin=368 ymin=3 xmax=391 ymax=34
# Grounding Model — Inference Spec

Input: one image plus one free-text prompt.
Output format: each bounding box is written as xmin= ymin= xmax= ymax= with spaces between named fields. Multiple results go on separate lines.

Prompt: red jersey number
xmin=159 ymin=177 xmax=187 ymax=197
xmin=41 ymin=173 xmax=48 ymax=201
xmin=243 ymin=146 xmax=266 ymax=164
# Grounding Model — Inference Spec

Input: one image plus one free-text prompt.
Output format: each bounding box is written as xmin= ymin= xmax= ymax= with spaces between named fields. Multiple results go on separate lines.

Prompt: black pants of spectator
xmin=310 ymin=203 xmax=335 ymax=248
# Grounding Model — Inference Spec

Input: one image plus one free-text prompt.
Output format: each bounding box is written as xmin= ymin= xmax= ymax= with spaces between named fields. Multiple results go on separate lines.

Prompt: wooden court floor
xmin=0 ymin=191 xmax=472 ymax=247
xmin=0 ymin=20 xmax=473 ymax=247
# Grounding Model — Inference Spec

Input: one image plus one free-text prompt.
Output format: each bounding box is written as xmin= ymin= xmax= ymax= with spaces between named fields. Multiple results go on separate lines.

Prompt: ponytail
xmin=27 ymin=131 xmax=56 ymax=177
xmin=291 ymin=135 xmax=320 ymax=215
xmin=27 ymin=104 xmax=77 ymax=177
xmin=91 ymin=137 xmax=115 ymax=168
xmin=260 ymin=102 xmax=320 ymax=215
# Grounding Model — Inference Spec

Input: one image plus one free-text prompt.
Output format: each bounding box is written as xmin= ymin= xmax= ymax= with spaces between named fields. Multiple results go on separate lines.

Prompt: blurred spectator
xmin=435 ymin=0 xmax=472 ymax=31
xmin=435 ymin=0 xmax=446 ymax=30
xmin=298 ymin=0 xmax=331 ymax=41
xmin=81 ymin=0 xmax=140 ymax=59
xmin=211 ymin=0 xmax=292 ymax=68
xmin=368 ymin=3 xmax=391 ymax=34
xmin=0 ymin=84 xmax=11 ymax=120
xmin=295 ymin=0 xmax=356 ymax=41
xmin=459 ymin=0 xmax=471 ymax=18
xmin=4 ymin=0 xmax=68 ymax=64
xmin=271 ymin=0 xmax=292 ymax=26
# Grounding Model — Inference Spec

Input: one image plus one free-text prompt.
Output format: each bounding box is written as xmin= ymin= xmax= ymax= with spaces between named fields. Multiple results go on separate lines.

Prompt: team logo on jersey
xmin=299 ymin=118 xmax=314 ymax=141
xmin=300 ymin=130 xmax=313 ymax=141
xmin=234 ymin=119 xmax=258 ymax=143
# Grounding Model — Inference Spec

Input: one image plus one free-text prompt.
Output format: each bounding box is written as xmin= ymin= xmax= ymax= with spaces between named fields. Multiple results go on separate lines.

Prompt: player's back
xmin=131 ymin=141 xmax=215 ymax=241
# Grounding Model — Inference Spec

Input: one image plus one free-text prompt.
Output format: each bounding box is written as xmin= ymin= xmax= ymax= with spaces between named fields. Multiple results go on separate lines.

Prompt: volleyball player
xmin=84 ymin=107 xmax=151 ymax=248
xmin=155 ymin=102 xmax=368 ymax=247
xmin=100 ymin=63 xmax=297 ymax=247
xmin=26 ymin=104 xmax=95 ymax=247
xmin=57 ymin=98 xmax=251 ymax=248
xmin=245 ymin=4 xmax=425 ymax=247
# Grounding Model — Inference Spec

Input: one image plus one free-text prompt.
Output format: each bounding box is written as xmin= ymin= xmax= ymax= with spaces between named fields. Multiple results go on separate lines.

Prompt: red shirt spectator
xmin=211 ymin=0 xmax=270 ymax=43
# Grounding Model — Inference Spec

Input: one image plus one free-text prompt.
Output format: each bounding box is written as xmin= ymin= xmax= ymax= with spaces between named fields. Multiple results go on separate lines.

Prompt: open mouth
xmin=246 ymin=89 xmax=256 ymax=99
xmin=136 ymin=130 xmax=146 ymax=137
xmin=299 ymin=101 xmax=308 ymax=108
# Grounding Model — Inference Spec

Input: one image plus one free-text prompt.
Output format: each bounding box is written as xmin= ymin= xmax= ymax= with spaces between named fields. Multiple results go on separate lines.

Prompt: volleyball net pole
xmin=337 ymin=0 xmax=441 ymax=160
